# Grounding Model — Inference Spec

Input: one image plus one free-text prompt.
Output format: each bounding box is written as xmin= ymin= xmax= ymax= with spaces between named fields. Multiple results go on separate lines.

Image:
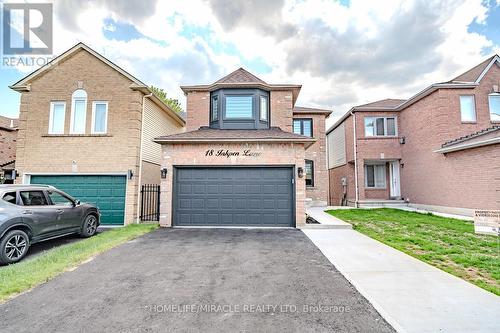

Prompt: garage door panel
xmin=30 ymin=175 xmax=126 ymax=225
xmin=174 ymin=167 xmax=293 ymax=227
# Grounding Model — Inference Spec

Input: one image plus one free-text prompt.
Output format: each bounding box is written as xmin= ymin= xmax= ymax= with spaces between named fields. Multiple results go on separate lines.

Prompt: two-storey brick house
xmin=154 ymin=69 xmax=331 ymax=227
xmin=327 ymin=55 xmax=500 ymax=216
xmin=10 ymin=43 xmax=185 ymax=225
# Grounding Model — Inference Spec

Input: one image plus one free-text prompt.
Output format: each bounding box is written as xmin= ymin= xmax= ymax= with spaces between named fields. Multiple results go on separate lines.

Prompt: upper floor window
xmin=260 ymin=96 xmax=268 ymax=121
xmin=293 ymin=119 xmax=312 ymax=137
xmin=225 ymin=96 xmax=253 ymax=119
xmin=210 ymin=89 xmax=270 ymax=129
xmin=92 ymin=101 xmax=108 ymax=134
xmin=70 ymin=89 xmax=87 ymax=134
xmin=49 ymin=101 xmax=66 ymax=134
xmin=460 ymin=95 xmax=476 ymax=122
xmin=489 ymin=94 xmax=500 ymax=121
xmin=364 ymin=117 xmax=396 ymax=137
xmin=211 ymin=95 xmax=218 ymax=121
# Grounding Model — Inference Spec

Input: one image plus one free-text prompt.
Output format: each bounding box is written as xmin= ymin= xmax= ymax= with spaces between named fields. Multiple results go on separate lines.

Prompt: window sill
xmin=42 ymin=134 xmax=112 ymax=137
xmin=461 ymin=121 xmax=477 ymax=124
xmin=360 ymin=136 xmax=398 ymax=140
xmin=365 ymin=187 xmax=387 ymax=190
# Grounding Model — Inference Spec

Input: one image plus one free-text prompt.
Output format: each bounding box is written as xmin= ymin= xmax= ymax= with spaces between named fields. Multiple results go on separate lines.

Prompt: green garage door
xmin=30 ymin=175 xmax=126 ymax=225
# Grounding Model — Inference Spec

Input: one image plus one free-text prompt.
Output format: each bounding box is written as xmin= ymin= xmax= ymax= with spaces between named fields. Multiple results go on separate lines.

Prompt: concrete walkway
xmin=303 ymin=206 xmax=352 ymax=229
xmin=303 ymin=229 xmax=500 ymax=333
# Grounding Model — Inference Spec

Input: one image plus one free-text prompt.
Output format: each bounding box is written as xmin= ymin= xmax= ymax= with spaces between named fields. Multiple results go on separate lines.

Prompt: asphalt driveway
xmin=0 ymin=228 xmax=394 ymax=333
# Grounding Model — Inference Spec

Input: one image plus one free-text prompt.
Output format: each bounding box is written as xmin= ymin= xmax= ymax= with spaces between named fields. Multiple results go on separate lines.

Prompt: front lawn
xmin=327 ymin=208 xmax=499 ymax=295
xmin=0 ymin=224 xmax=158 ymax=303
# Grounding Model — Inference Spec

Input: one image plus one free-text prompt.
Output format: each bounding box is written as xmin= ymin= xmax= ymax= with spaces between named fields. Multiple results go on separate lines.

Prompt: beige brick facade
xmin=13 ymin=47 xmax=184 ymax=224
xmin=159 ymin=142 xmax=306 ymax=227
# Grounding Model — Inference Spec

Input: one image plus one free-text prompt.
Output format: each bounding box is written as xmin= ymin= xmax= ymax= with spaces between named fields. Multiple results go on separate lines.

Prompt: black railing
xmin=140 ymin=184 xmax=160 ymax=221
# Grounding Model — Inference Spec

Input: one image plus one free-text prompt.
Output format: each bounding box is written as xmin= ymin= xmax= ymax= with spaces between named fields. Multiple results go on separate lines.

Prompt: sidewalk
xmin=303 ymin=229 xmax=500 ymax=333
xmin=303 ymin=206 xmax=352 ymax=229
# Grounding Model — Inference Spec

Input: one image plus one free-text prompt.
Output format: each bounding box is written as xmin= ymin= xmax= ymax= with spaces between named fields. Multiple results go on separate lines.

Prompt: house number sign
xmin=205 ymin=149 xmax=262 ymax=158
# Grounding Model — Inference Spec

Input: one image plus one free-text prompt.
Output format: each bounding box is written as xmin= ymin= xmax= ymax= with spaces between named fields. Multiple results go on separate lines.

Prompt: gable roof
xmin=180 ymin=68 xmax=302 ymax=105
xmin=327 ymin=54 xmax=500 ymax=135
xmin=9 ymin=42 xmax=185 ymax=126
xmin=215 ymin=68 xmax=266 ymax=84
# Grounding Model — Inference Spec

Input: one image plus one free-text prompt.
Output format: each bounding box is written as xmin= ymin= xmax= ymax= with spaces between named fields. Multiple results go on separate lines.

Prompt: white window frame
xmin=364 ymin=117 xmax=398 ymax=137
xmin=364 ymin=164 xmax=386 ymax=189
xmin=91 ymin=101 xmax=108 ymax=134
xmin=488 ymin=93 xmax=500 ymax=122
xmin=48 ymin=101 xmax=66 ymax=134
xmin=70 ymin=89 xmax=87 ymax=134
xmin=459 ymin=95 xmax=476 ymax=122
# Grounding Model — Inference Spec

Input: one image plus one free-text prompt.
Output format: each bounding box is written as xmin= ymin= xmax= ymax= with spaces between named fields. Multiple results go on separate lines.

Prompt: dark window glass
xmin=48 ymin=191 xmax=73 ymax=206
xmin=2 ymin=192 xmax=16 ymax=204
xmin=366 ymin=165 xmax=375 ymax=187
xmin=293 ymin=119 xmax=313 ymax=137
xmin=211 ymin=95 xmax=218 ymax=121
xmin=376 ymin=118 xmax=385 ymax=136
xmin=386 ymin=118 xmax=396 ymax=136
xmin=20 ymin=191 xmax=48 ymax=206
xmin=305 ymin=160 xmax=314 ymax=187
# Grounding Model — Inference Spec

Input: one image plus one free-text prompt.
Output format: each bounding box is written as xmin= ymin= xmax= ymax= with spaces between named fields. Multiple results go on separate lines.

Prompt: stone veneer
xmin=159 ymin=142 xmax=306 ymax=228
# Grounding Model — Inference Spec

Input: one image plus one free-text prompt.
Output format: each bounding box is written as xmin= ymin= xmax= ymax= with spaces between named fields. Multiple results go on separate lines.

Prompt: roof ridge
xmin=214 ymin=67 xmax=266 ymax=84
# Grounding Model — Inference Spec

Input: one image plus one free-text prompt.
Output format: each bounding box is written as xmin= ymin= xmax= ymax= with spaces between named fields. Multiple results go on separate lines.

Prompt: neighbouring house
xmin=0 ymin=116 xmax=18 ymax=184
xmin=327 ymin=55 xmax=500 ymax=216
xmin=9 ymin=43 xmax=185 ymax=225
xmin=154 ymin=68 xmax=331 ymax=228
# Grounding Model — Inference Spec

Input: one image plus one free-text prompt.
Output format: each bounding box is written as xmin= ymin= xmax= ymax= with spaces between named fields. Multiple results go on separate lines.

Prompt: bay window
xmin=225 ymin=96 xmax=253 ymax=119
xmin=364 ymin=117 xmax=397 ymax=137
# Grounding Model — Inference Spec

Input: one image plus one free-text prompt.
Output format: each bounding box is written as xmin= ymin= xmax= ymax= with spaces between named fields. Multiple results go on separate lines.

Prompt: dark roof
xmin=215 ymin=68 xmax=266 ymax=84
xmin=0 ymin=160 xmax=15 ymax=168
xmin=154 ymin=127 xmax=316 ymax=146
xmin=293 ymin=106 xmax=333 ymax=114
xmin=355 ymin=98 xmax=406 ymax=109
xmin=441 ymin=126 xmax=499 ymax=148
xmin=449 ymin=55 xmax=496 ymax=83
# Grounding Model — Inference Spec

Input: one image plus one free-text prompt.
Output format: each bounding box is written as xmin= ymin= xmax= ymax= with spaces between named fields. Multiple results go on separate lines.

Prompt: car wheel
xmin=0 ymin=230 xmax=30 ymax=265
xmin=80 ymin=214 xmax=98 ymax=237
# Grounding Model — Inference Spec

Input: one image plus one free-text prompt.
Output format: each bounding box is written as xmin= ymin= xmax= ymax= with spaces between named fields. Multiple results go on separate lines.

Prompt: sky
xmin=1 ymin=0 xmax=499 ymax=128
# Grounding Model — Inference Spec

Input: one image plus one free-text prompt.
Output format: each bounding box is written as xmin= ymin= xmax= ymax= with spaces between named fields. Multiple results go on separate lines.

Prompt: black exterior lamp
xmin=161 ymin=167 xmax=168 ymax=179
xmin=297 ymin=167 xmax=304 ymax=178
xmin=127 ymin=169 xmax=134 ymax=180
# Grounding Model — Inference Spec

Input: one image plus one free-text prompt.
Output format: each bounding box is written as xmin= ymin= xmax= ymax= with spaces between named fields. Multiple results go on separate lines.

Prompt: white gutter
xmin=136 ymin=93 xmax=153 ymax=223
xmin=351 ymin=110 xmax=359 ymax=207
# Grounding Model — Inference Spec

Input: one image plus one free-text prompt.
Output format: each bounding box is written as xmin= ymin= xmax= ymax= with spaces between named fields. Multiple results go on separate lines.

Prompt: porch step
xmin=357 ymin=199 xmax=408 ymax=208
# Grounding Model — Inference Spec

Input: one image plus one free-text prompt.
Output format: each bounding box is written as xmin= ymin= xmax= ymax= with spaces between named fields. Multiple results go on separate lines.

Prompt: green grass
xmin=0 ymin=224 xmax=158 ymax=303
xmin=327 ymin=208 xmax=500 ymax=295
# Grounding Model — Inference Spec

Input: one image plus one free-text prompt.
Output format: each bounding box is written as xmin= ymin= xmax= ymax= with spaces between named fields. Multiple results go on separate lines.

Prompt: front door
xmin=389 ymin=161 xmax=401 ymax=198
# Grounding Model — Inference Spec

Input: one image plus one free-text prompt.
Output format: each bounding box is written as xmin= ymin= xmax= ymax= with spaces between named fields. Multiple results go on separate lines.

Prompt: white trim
xmin=48 ymin=101 xmax=66 ymax=134
xmin=459 ymin=95 xmax=477 ymax=122
xmin=434 ymin=137 xmax=500 ymax=153
xmin=91 ymin=101 xmax=108 ymax=134
xmin=70 ymin=90 xmax=87 ymax=134
xmin=475 ymin=55 xmax=500 ymax=84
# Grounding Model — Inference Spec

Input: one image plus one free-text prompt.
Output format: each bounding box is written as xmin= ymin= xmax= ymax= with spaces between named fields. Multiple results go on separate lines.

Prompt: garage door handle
xmin=21 ymin=210 xmax=33 ymax=215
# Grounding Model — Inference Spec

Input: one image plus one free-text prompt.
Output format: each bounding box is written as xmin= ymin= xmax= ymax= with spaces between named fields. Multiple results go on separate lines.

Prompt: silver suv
xmin=0 ymin=185 xmax=100 ymax=264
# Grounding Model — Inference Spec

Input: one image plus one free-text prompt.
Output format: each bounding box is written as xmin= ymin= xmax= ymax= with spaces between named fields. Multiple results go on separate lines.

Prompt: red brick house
xmin=0 ymin=116 xmax=18 ymax=184
xmin=154 ymin=68 xmax=331 ymax=228
xmin=327 ymin=55 xmax=500 ymax=216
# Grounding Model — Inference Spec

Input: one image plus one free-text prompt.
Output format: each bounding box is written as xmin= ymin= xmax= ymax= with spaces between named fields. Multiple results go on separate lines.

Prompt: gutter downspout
xmin=136 ymin=92 xmax=153 ymax=223
xmin=351 ymin=110 xmax=359 ymax=207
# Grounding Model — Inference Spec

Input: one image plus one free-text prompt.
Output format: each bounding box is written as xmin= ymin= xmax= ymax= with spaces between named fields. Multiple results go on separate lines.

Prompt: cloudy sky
xmin=1 ymin=0 xmax=499 ymax=127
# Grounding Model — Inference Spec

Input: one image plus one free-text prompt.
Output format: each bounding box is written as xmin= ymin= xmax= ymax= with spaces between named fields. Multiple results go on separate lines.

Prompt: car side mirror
xmin=74 ymin=200 xmax=81 ymax=206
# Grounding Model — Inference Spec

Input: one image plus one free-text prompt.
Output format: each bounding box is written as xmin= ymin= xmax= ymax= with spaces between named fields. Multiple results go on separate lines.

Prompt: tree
xmin=149 ymin=86 xmax=184 ymax=114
